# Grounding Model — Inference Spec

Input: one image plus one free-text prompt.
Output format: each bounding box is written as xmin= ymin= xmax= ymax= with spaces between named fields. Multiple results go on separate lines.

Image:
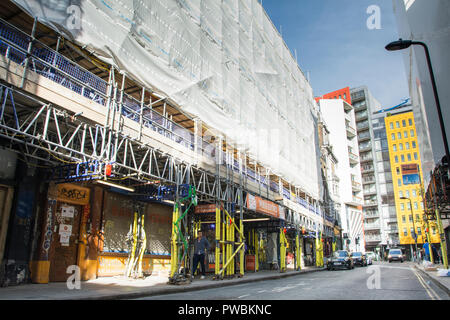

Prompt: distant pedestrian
xmin=423 ymin=240 xmax=430 ymax=262
xmin=432 ymin=245 xmax=440 ymax=264
xmin=192 ymin=231 xmax=210 ymax=279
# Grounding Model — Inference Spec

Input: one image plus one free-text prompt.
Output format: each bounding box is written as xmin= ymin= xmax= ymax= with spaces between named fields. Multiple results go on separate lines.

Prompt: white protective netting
xmin=13 ymin=0 xmax=320 ymax=199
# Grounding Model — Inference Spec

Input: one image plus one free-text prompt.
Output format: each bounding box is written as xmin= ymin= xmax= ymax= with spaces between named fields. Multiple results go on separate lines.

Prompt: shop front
xmin=98 ymin=190 xmax=172 ymax=277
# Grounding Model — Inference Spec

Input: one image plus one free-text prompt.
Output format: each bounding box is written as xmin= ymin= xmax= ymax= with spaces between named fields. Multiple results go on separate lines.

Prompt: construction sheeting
xmin=13 ymin=0 xmax=320 ymax=198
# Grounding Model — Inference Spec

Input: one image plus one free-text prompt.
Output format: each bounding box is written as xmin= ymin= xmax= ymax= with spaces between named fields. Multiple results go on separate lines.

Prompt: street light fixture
xmin=385 ymin=39 xmax=450 ymax=174
xmin=400 ymin=196 xmax=418 ymax=261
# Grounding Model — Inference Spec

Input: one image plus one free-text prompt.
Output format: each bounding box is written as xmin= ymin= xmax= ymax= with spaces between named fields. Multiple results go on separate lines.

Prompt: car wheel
xmin=401 ymin=260 xmax=403 ymax=263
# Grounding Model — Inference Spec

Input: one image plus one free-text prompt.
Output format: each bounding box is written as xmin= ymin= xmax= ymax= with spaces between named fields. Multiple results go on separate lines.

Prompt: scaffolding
xmin=0 ymin=6 xmax=329 ymax=284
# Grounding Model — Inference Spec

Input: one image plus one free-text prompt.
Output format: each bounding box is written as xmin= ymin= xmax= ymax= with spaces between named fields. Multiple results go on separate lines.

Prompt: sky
xmin=261 ymin=0 xmax=410 ymax=109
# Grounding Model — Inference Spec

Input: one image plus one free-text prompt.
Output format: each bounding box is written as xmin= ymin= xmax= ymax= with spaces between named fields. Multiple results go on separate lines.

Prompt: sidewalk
xmin=0 ymin=266 xmax=325 ymax=300
xmin=413 ymin=262 xmax=450 ymax=295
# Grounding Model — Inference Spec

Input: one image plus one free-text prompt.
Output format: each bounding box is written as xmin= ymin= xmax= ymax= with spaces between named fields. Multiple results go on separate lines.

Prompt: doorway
xmin=49 ymin=201 xmax=82 ymax=282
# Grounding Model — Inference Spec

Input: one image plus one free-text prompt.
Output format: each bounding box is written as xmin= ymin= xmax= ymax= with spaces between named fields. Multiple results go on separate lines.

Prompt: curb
xmin=413 ymin=265 xmax=450 ymax=297
xmin=74 ymin=268 xmax=326 ymax=300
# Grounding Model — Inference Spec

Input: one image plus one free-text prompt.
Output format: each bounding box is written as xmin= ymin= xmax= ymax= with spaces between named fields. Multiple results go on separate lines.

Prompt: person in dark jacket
xmin=431 ymin=244 xmax=441 ymax=264
xmin=192 ymin=230 xmax=210 ymax=279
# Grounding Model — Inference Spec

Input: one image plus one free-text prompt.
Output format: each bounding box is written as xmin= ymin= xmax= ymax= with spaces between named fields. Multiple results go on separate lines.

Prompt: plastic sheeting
xmin=13 ymin=0 xmax=320 ymax=199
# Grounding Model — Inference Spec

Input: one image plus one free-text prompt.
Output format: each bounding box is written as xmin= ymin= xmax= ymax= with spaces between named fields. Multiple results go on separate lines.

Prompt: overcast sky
xmin=261 ymin=0 xmax=410 ymax=109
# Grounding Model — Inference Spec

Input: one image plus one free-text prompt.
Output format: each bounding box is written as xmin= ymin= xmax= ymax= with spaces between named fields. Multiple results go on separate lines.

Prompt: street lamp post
xmin=385 ymin=39 xmax=449 ymax=170
xmin=387 ymin=39 xmax=449 ymax=268
xmin=400 ymin=197 xmax=418 ymax=261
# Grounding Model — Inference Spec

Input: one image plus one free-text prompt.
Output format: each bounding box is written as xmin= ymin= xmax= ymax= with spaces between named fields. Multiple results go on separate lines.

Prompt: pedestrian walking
xmin=192 ymin=230 xmax=210 ymax=279
xmin=423 ymin=240 xmax=430 ymax=262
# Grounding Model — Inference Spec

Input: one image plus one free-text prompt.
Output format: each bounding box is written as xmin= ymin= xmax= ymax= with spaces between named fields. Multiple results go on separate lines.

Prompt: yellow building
xmin=385 ymin=111 xmax=439 ymax=246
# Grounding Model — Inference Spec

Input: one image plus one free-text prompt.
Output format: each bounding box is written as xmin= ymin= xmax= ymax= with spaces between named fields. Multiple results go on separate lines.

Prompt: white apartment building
xmin=318 ymin=97 xmax=364 ymax=252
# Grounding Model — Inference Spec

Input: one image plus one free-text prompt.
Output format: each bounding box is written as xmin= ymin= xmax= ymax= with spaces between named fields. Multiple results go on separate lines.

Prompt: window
xmin=391 ymin=133 xmax=395 ymax=140
xmin=402 ymin=215 xmax=406 ymax=223
xmin=404 ymin=131 xmax=408 ymax=138
xmin=414 ymin=152 xmax=418 ymax=160
xmin=395 ymin=156 xmax=399 ymax=163
xmin=401 ymin=203 xmax=405 ymax=211
xmin=432 ymin=227 xmax=436 ymax=235
xmin=396 ymin=121 xmax=400 ymax=128
xmin=405 ymin=190 xmax=410 ymax=197
xmin=402 ymin=120 xmax=406 ymax=127
xmin=399 ymin=191 xmax=403 ymax=197
xmin=409 ymin=215 xmax=413 ymax=222
xmin=412 ymin=190 xmax=417 ymax=197
xmin=390 ymin=122 xmax=394 ymax=129
xmin=403 ymin=228 xmax=408 ymax=236
xmin=393 ymin=144 xmax=397 ymax=151
xmin=407 ymin=202 xmax=411 ymax=210
xmin=412 ymin=141 xmax=416 ymax=148
xmin=409 ymin=119 xmax=412 ymax=126
xmin=398 ymin=132 xmax=402 ymax=139
xmin=414 ymin=202 xmax=418 ymax=210
xmin=401 ymin=155 xmax=405 ymax=162
xmin=399 ymin=143 xmax=403 ymax=150
xmin=420 ymin=202 xmax=424 ymax=209
xmin=396 ymin=167 xmax=400 ymax=174
xmin=398 ymin=178 xmax=402 ymax=186
xmin=406 ymin=142 xmax=410 ymax=149
xmin=417 ymin=227 xmax=422 ymax=235
xmin=407 ymin=153 xmax=411 ymax=161
xmin=416 ymin=214 xmax=420 ymax=221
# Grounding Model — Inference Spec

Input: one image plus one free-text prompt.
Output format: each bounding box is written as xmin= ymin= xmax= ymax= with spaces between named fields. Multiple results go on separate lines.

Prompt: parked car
xmin=351 ymin=251 xmax=367 ymax=266
xmin=327 ymin=250 xmax=354 ymax=270
xmin=364 ymin=253 xmax=373 ymax=265
xmin=365 ymin=251 xmax=376 ymax=264
xmin=388 ymin=248 xmax=404 ymax=263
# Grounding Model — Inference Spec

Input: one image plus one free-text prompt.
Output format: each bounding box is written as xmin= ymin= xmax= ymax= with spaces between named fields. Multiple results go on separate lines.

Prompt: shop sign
xmin=57 ymin=183 xmax=90 ymax=205
xmin=246 ymin=194 xmax=279 ymax=218
xmin=401 ymin=164 xmax=419 ymax=185
xmin=194 ymin=203 xmax=217 ymax=214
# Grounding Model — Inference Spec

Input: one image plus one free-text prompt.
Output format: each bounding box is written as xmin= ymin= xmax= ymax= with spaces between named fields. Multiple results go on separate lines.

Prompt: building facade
xmin=317 ymin=88 xmax=364 ymax=253
xmin=0 ymin=1 xmax=326 ymax=285
xmin=350 ymin=86 xmax=402 ymax=258
xmin=385 ymin=110 xmax=440 ymax=259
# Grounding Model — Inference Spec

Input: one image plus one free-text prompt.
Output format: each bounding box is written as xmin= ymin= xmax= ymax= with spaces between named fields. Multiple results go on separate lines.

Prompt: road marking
xmin=257 ymin=290 xmax=267 ymax=293
xmin=237 ymin=294 xmax=250 ymax=299
xmin=411 ymin=268 xmax=441 ymax=300
xmin=272 ymin=285 xmax=296 ymax=292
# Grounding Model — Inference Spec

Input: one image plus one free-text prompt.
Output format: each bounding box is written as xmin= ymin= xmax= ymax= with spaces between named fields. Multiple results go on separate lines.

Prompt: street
xmin=137 ymin=262 xmax=448 ymax=300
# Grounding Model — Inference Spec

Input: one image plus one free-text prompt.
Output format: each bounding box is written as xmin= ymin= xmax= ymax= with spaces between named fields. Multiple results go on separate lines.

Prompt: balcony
xmin=388 ymin=227 xmax=399 ymax=234
xmin=361 ymin=166 xmax=374 ymax=173
xmin=364 ymin=223 xmax=381 ymax=231
xmin=359 ymin=144 xmax=372 ymax=153
xmin=351 ymin=180 xmax=361 ymax=192
xmin=363 ymin=201 xmax=378 ymax=207
xmin=352 ymin=195 xmax=362 ymax=203
xmin=346 ymin=123 xmax=356 ymax=138
xmin=357 ymin=133 xmax=371 ymax=142
xmin=356 ymin=121 xmax=369 ymax=131
xmin=348 ymin=152 xmax=359 ymax=165
xmin=356 ymin=114 xmax=368 ymax=122
xmin=359 ymin=155 xmax=373 ymax=163
xmin=365 ymin=235 xmax=381 ymax=242
xmin=364 ymin=211 xmax=379 ymax=218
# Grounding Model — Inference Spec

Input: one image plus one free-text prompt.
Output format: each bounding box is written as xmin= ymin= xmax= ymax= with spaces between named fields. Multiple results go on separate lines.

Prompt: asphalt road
xmin=136 ymin=261 xmax=449 ymax=300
